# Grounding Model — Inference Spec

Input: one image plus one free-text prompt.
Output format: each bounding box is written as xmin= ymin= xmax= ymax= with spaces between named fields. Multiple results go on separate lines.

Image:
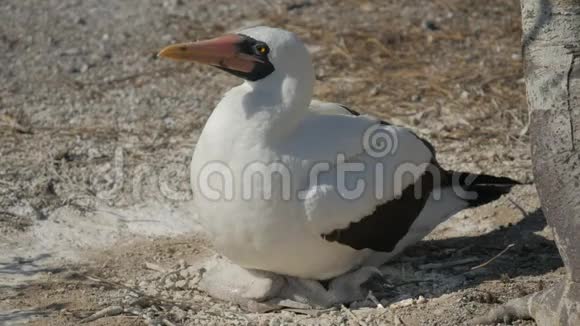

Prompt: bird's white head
xmin=158 ymin=26 xmax=314 ymax=114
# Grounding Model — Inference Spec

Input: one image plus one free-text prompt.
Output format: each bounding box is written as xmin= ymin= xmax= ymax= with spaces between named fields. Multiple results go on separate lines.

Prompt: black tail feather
xmin=450 ymin=171 xmax=520 ymax=208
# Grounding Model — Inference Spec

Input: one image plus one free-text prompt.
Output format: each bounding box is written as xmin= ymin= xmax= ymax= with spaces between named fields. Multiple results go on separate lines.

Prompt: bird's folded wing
xmin=278 ymin=111 xmax=378 ymax=163
xmin=297 ymin=105 xmax=434 ymax=237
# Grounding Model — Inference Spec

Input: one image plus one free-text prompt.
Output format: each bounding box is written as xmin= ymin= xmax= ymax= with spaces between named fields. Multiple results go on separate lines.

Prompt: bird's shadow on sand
xmin=381 ymin=207 xmax=563 ymax=300
xmin=0 ymin=303 xmax=67 ymax=325
xmin=0 ymin=253 xmax=65 ymax=277
xmin=0 ymin=254 xmax=75 ymax=324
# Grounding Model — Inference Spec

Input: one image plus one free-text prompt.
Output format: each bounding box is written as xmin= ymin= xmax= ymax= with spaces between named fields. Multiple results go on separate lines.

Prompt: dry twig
xmin=418 ymin=257 xmax=480 ymax=270
xmin=144 ymin=261 xmax=167 ymax=273
xmin=80 ymin=305 xmax=123 ymax=323
xmin=470 ymin=243 xmax=515 ymax=271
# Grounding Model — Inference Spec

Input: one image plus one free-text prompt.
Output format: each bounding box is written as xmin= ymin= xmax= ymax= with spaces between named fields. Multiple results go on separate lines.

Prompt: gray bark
xmin=473 ymin=0 xmax=580 ymax=324
xmin=525 ymin=0 xmax=580 ymax=282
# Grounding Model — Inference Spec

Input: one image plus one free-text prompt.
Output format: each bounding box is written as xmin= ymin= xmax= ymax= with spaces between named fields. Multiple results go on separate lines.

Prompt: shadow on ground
xmin=0 ymin=253 xmax=65 ymax=277
xmin=385 ymin=207 xmax=562 ymax=301
xmin=0 ymin=303 xmax=66 ymax=325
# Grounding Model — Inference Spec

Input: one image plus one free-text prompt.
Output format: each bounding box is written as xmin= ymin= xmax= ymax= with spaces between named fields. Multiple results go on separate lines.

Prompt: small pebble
xmin=62 ymin=48 xmax=80 ymax=56
xmin=164 ymin=280 xmax=176 ymax=289
xmin=416 ymin=295 xmax=427 ymax=304
xmin=175 ymin=280 xmax=187 ymax=289
xmin=268 ymin=317 xmax=282 ymax=326
xmin=368 ymin=86 xmax=380 ymax=96
xmin=170 ymin=306 xmax=187 ymax=320
xmin=179 ymin=269 xmax=189 ymax=278
xmin=422 ymin=20 xmax=439 ymax=31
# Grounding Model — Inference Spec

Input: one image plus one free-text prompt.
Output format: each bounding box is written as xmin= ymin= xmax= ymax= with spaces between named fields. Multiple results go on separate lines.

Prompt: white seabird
xmin=158 ymin=26 xmax=518 ymax=307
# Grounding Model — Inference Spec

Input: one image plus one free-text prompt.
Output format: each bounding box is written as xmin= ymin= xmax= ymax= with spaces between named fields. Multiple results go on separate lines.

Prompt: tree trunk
xmin=526 ymin=0 xmax=580 ymax=285
xmin=473 ymin=0 xmax=580 ymax=324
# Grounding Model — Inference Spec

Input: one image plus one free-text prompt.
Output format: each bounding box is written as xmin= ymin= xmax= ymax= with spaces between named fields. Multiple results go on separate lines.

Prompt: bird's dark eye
xmin=254 ymin=44 xmax=269 ymax=55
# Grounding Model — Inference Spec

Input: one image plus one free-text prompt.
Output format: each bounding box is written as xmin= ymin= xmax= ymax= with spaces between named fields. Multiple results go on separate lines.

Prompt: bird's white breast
xmin=190 ymin=90 xmax=365 ymax=279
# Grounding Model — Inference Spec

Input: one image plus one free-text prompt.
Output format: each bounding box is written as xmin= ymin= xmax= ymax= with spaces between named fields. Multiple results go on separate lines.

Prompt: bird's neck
xmin=211 ymin=74 xmax=314 ymax=145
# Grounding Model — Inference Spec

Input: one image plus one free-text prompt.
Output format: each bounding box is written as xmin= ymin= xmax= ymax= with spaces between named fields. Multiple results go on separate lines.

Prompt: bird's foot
xmin=326 ymin=266 xmax=395 ymax=305
xmin=195 ymin=255 xmax=286 ymax=312
xmin=256 ymin=266 xmax=394 ymax=309
xmin=195 ymin=256 xmax=395 ymax=311
xmin=195 ymin=256 xmax=335 ymax=310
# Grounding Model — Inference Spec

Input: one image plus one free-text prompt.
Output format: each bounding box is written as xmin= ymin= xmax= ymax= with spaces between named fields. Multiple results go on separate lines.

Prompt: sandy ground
xmin=0 ymin=0 xmax=564 ymax=325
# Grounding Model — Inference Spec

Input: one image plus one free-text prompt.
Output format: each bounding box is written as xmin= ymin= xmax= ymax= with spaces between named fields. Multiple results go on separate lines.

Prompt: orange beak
xmin=158 ymin=34 xmax=262 ymax=73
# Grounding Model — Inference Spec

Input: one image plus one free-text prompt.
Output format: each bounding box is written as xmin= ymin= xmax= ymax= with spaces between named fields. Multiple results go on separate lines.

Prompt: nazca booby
xmin=158 ymin=26 xmax=518 ymax=307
